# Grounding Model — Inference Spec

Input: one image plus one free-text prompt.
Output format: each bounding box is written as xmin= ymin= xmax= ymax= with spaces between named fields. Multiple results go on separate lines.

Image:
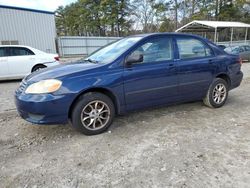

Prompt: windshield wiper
xmin=85 ymin=58 xmax=98 ymax=64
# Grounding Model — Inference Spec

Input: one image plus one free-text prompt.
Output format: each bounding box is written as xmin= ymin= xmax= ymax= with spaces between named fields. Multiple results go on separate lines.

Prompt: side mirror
xmin=126 ymin=54 xmax=143 ymax=66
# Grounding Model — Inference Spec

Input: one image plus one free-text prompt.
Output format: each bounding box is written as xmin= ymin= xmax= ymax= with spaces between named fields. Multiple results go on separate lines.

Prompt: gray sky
xmin=0 ymin=0 xmax=77 ymax=11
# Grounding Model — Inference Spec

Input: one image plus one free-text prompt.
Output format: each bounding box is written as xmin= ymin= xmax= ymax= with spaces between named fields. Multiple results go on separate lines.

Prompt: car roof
xmin=225 ymin=46 xmax=239 ymax=48
xmin=0 ymin=45 xmax=48 ymax=54
xmin=241 ymin=45 xmax=250 ymax=47
xmin=226 ymin=45 xmax=250 ymax=48
xmin=0 ymin=45 xmax=32 ymax=48
xmin=129 ymin=32 xmax=204 ymax=38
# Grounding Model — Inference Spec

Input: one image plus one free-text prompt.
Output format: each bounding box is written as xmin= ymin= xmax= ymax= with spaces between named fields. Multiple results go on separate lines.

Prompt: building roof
xmin=0 ymin=5 xmax=54 ymax=15
xmin=176 ymin=20 xmax=250 ymax=32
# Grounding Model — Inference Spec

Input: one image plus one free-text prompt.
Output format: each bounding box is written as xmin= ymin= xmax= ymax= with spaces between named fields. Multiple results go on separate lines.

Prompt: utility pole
xmin=215 ymin=0 xmax=219 ymax=20
xmin=174 ymin=0 xmax=178 ymax=30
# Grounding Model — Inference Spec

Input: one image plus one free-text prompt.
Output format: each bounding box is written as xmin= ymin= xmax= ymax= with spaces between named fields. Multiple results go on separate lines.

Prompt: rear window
xmin=177 ymin=38 xmax=213 ymax=59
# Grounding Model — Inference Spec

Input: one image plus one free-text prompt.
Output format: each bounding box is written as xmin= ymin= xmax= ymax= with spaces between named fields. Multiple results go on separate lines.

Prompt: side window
xmin=9 ymin=47 xmax=35 ymax=56
xmin=129 ymin=37 xmax=173 ymax=64
xmin=0 ymin=48 xmax=7 ymax=57
xmin=9 ymin=48 xmax=20 ymax=56
xmin=177 ymin=38 xmax=213 ymax=59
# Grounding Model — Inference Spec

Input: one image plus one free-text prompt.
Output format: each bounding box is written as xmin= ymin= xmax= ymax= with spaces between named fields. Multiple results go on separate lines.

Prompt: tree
xmin=159 ymin=18 xmax=175 ymax=32
xmin=55 ymin=0 xmax=250 ymax=37
xmin=55 ymin=0 xmax=133 ymax=37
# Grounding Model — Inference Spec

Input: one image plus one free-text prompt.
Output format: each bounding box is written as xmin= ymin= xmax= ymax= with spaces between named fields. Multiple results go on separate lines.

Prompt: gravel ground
xmin=0 ymin=64 xmax=250 ymax=187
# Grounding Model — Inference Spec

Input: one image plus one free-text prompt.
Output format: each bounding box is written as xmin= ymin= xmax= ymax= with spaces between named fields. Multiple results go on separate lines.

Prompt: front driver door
xmin=123 ymin=36 xmax=179 ymax=111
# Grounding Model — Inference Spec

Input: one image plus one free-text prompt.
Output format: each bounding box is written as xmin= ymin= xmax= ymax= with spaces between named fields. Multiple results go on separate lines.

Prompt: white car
xmin=0 ymin=45 xmax=60 ymax=80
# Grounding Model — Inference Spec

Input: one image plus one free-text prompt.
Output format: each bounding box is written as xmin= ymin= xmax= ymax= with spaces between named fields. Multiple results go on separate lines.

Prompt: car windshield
xmin=84 ymin=36 xmax=143 ymax=64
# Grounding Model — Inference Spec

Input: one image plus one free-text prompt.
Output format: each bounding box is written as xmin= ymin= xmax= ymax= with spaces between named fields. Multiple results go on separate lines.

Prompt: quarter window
xmin=177 ymin=38 xmax=213 ymax=59
xmin=129 ymin=37 xmax=173 ymax=64
xmin=8 ymin=47 xmax=35 ymax=56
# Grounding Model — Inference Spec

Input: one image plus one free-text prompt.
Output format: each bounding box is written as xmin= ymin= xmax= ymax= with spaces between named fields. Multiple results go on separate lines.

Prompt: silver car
xmin=225 ymin=45 xmax=250 ymax=62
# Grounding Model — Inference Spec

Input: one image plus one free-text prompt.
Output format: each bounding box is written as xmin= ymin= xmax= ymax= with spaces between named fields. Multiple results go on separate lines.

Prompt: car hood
xmin=25 ymin=62 xmax=103 ymax=82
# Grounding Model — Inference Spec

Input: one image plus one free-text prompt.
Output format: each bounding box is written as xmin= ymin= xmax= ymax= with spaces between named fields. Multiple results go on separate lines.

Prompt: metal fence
xmin=217 ymin=40 xmax=250 ymax=47
xmin=57 ymin=36 xmax=250 ymax=57
xmin=57 ymin=36 xmax=120 ymax=57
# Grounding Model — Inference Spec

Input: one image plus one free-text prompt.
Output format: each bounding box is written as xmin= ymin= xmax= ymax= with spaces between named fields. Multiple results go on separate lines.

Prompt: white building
xmin=0 ymin=5 xmax=56 ymax=53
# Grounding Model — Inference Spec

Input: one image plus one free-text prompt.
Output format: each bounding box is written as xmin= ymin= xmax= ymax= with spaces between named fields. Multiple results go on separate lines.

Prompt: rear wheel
xmin=203 ymin=78 xmax=229 ymax=108
xmin=32 ymin=64 xmax=46 ymax=72
xmin=71 ymin=92 xmax=115 ymax=135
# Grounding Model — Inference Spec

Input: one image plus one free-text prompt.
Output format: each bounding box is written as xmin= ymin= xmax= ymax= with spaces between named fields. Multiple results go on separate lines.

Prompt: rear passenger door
xmin=175 ymin=37 xmax=217 ymax=100
xmin=0 ymin=47 xmax=10 ymax=78
xmin=7 ymin=47 xmax=35 ymax=76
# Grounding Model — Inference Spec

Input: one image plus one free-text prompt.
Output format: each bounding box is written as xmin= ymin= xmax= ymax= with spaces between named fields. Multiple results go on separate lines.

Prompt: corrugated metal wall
xmin=0 ymin=7 xmax=56 ymax=53
xmin=57 ymin=36 xmax=121 ymax=57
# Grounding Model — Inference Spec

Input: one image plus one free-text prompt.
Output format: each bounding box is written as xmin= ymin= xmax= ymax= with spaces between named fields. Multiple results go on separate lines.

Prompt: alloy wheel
xmin=212 ymin=83 xmax=227 ymax=104
xmin=80 ymin=100 xmax=110 ymax=130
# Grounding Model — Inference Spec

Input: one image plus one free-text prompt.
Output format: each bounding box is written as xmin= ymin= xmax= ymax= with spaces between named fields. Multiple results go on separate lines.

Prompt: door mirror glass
xmin=126 ymin=53 xmax=143 ymax=65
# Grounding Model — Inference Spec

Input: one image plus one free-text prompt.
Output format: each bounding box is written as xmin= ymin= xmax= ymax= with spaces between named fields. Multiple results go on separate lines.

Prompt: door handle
xmin=208 ymin=59 xmax=215 ymax=64
xmin=168 ymin=63 xmax=175 ymax=70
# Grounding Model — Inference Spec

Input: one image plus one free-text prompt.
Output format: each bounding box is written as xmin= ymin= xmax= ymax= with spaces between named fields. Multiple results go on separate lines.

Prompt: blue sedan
xmin=15 ymin=33 xmax=243 ymax=135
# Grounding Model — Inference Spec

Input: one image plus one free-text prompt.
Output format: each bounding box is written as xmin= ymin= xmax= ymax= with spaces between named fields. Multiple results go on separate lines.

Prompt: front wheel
xmin=203 ymin=78 xmax=229 ymax=108
xmin=71 ymin=92 xmax=115 ymax=135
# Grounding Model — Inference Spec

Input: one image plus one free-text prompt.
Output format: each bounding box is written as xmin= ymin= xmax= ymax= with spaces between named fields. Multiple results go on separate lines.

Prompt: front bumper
xmin=14 ymin=81 xmax=72 ymax=124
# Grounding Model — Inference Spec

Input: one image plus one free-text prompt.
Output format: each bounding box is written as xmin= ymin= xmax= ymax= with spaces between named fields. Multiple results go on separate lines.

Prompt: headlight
xmin=25 ymin=79 xmax=62 ymax=94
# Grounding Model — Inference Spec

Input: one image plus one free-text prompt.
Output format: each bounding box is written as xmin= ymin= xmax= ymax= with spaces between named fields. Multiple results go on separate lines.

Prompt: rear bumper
xmin=230 ymin=71 xmax=243 ymax=90
xmin=44 ymin=61 xmax=60 ymax=67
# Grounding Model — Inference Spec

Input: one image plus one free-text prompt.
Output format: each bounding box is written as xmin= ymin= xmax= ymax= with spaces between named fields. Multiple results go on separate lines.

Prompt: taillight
xmin=238 ymin=58 xmax=243 ymax=65
xmin=54 ymin=56 xmax=59 ymax=61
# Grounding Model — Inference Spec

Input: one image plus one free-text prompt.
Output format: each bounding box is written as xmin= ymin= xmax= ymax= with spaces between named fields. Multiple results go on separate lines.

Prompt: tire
xmin=32 ymin=65 xmax=46 ymax=72
xmin=203 ymin=78 xmax=229 ymax=108
xmin=71 ymin=92 xmax=115 ymax=135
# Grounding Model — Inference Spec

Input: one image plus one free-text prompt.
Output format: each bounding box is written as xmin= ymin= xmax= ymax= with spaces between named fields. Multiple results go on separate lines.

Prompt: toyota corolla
xmin=15 ymin=33 xmax=243 ymax=135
